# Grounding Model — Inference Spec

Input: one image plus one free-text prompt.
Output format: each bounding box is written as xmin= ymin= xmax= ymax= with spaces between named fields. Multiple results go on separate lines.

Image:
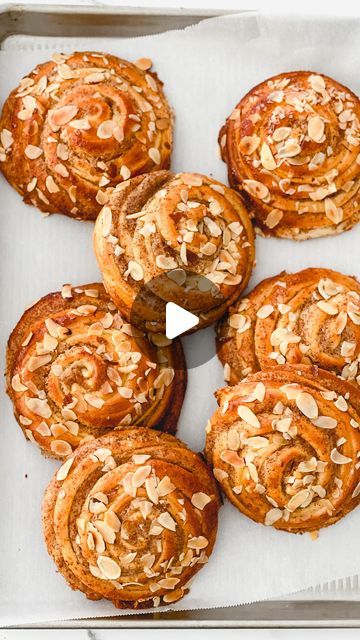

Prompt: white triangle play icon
xmin=165 ymin=302 xmax=199 ymax=339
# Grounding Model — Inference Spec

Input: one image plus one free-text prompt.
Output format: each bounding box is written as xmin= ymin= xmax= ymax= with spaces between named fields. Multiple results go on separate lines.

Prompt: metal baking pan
xmin=1 ymin=3 xmax=360 ymax=629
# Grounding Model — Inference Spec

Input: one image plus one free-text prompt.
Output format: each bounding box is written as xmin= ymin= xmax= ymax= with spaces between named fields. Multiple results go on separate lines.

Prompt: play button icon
xmin=165 ymin=302 xmax=199 ymax=340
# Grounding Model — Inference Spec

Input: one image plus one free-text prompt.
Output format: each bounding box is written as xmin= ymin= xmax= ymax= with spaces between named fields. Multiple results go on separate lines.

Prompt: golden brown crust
xmin=219 ymin=71 xmax=360 ymax=239
xmin=0 ymin=51 xmax=172 ymax=220
xmin=6 ymin=283 xmax=186 ymax=459
xmin=206 ymin=364 xmax=360 ymax=534
xmin=93 ymin=171 xmax=255 ymax=332
xmin=42 ymin=428 xmax=220 ymax=608
xmin=216 ymin=268 xmax=360 ymax=388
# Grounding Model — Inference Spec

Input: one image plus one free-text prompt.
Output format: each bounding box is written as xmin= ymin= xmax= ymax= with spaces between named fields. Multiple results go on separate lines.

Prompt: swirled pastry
xmin=43 ymin=428 xmax=220 ymax=608
xmin=206 ymin=365 xmax=360 ymax=533
xmin=6 ymin=283 xmax=186 ymax=458
xmin=0 ymin=51 xmax=172 ymax=220
xmin=219 ymin=71 xmax=360 ymax=239
xmin=217 ymin=268 xmax=360 ymax=388
xmin=93 ymin=171 xmax=255 ymax=332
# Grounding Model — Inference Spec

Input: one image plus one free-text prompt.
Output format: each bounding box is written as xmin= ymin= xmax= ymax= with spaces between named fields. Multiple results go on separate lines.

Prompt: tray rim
xmin=1 ymin=2 xmax=360 ymax=628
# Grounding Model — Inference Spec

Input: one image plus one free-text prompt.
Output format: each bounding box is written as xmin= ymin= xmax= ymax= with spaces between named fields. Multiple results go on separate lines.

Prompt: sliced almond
xmin=97 ymin=120 xmax=115 ymax=139
xmin=296 ymin=391 xmax=318 ymax=420
xmin=260 ymin=142 xmax=276 ymax=170
xmin=308 ymin=116 xmax=324 ymax=143
xmin=239 ymin=135 xmax=260 ymax=155
xmin=265 ymin=209 xmax=283 ymax=229
xmin=264 ymin=508 xmax=282 ymax=526
xmin=97 ymin=556 xmax=121 ymax=580
xmin=51 ymin=105 xmax=78 ymax=127
xmin=191 ymin=492 xmax=211 ymax=510
xmin=157 ymin=512 xmax=176 ymax=531
xmin=238 ymin=405 xmax=260 ymax=428
xmin=149 ymin=147 xmax=161 ymax=164
xmin=243 ymin=179 xmax=269 ymax=201
xmin=25 ymin=145 xmax=43 ymax=160
xmin=56 ymin=457 xmax=74 ymax=481
xmin=330 ymin=448 xmax=352 ymax=464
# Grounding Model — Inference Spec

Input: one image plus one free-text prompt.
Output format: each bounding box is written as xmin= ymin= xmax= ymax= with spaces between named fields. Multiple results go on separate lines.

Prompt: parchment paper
xmin=2 ymin=12 xmax=360 ymax=626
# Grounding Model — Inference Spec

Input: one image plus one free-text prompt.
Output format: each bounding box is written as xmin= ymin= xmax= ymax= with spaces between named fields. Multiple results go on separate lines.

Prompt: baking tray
xmin=1 ymin=3 xmax=360 ymax=629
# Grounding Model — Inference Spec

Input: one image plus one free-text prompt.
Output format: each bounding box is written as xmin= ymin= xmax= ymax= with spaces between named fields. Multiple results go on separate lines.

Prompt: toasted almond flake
xmin=101 ymin=206 xmax=112 ymax=237
xmin=135 ymin=57 xmax=152 ymax=70
xmin=132 ymin=465 xmax=152 ymax=488
xmin=287 ymin=489 xmax=310 ymax=512
xmin=11 ymin=374 xmax=27 ymax=393
xmin=51 ymin=440 xmax=72 ymax=456
xmin=119 ymin=164 xmax=131 ymax=180
xmin=312 ymin=416 xmax=337 ymax=429
xmin=229 ymin=313 xmax=250 ymax=333
xmin=57 ymin=143 xmax=69 ymax=161
xmin=330 ymin=448 xmax=352 ymax=465
xmin=26 ymin=397 xmax=51 ymax=418
xmin=27 ymin=354 xmax=52 ymax=372
xmin=97 ymin=556 xmax=121 ymax=580
xmin=149 ymin=147 xmax=161 ymax=164
xmin=260 ymin=142 xmax=277 ymax=170
xmin=243 ymin=179 xmax=269 ymax=201
xmin=265 ymin=209 xmax=283 ymax=229
xmin=158 ymin=512 xmax=177 ymax=531
xmin=213 ymin=467 xmax=228 ymax=481
xmin=335 ymin=395 xmax=348 ymax=412
xmin=309 ymin=74 xmax=326 ymax=92
xmin=97 ymin=120 xmax=115 ymax=139
xmin=188 ymin=536 xmax=208 ymax=549
xmin=93 ymin=520 xmax=116 ymax=544
xmin=296 ymin=392 xmax=318 ymax=419
xmin=84 ymin=394 xmax=105 ymax=409
xmin=317 ymin=300 xmax=338 ymax=315
xmin=220 ymin=450 xmax=243 ymax=467
xmin=68 ymin=118 xmax=90 ymax=130
xmin=25 ymin=145 xmax=43 ymax=160
xmin=277 ymin=138 xmax=301 ymax=159
xmin=1 ymin=128 xmax=13 ymax=149
xmin=257 ymin=304 xmax=274 ymax=319
xmin=45 ymin=175 xmax=59 ymax=193
xmin=132 ymin=454 xmax=151 ymax=465
xmin=238 ymin=405 xmax=260 ymax=428
xmin=50 ymin=105 xmax=78 ymax=127
xmin=352 ymin=482 xmax=360 ymax=498
xmin=308 ymin=116 xmax=325 ymax=143
xmin=324 ymin=198 xmax=343 ymax=225
xmin=127 ymin=260 xmax=144 ymax=282
xmin=157 ymin=476 xmax=176 ymax=497
xmin=36 ymin=421 xmax=51 ymax=436
xmin=239 ymin=135 xmax=260 ymax=155
xmin=272 ymin=127 xmax=292 ymax=142
xmin=145 ymin=477 xmax=159 ymax=504
xmin=56 ymin=457 xmax=74 ymax=481
xmin=27 ymin=177 xmax=37 ymax=192
xmin=156 ymin=254 xmax=177 ymax=270
xmin=264 ymin=508 xmax=282 ymax=526
xmin=191 ymin=492 xmax=211 ymax=510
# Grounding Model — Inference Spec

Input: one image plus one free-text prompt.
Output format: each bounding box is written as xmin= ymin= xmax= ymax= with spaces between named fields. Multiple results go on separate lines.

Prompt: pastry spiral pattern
xmin=217 ymin=268 xmax=360 ymax=388
xmin=6 ymin=283 xmax=186 ymax=458
xmin=0 ymin=51 xmax=172 ymax=220
xmin=93 ymin=170 xmax=255 ymax=332
xmin=206 ymin=365 xmax=360 ymax=533
xmin=43 ymin=429 xmax=220 ymax=608
xmin=219 ymin=71 xmax=360 ymax=239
